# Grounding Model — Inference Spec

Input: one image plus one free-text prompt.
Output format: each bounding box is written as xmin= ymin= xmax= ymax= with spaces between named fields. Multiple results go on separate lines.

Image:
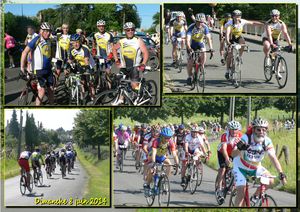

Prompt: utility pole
xmin=17 ymin=110 xmax=23 ymax=160
xmin=247 ymin=97 xmax=251 ymax=127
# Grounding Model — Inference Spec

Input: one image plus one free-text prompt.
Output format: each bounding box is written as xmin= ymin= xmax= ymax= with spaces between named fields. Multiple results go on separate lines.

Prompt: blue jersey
xmin=66 ymin=151 xmax=74 ymax=159
xmin=187 ymin=23 xmax=210 ymax=45
xmin=28 ymin=35 xmax=52 ymax=72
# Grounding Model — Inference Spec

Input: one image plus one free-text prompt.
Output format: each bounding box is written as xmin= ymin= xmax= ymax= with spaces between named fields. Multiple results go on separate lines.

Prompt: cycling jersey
xmin=116 ymin=131 xmax=130 ymax=146
xmin=174 ymin=130 xmax=186 ymax=146
xmin=69 ymin=45 xmax=95 ymax=67
xmin=28 ymin=35 xmax=52 ymax=72
xmin=31 ymin=151 xmax=43 ymax=161
xmin=5 ymin=34 xmax=16 ymax=49
xmin=262 ymin=19 xmax=285 ymax=40
xmin=184 ymin=133 xmax=204 ymax=152
xmin=94 ymin=32 xmax=113 ymax=58
xmin=151 ymin=137 xmax=176 ymax=157
xmin=139 ymin=130 xmax=149 ymax=145
xmin=19 ymin=151 xmax=31 ymax=160
xmin=187 ymin=23 xmax=210 ymax=46
xmin=225 ymin=19 xmax=250 ymax=38
xmin=55 ymin=33 xmax=70 ymax=60
xmin=170 ymin=19 xmax=187 ymax=33
xmin=219 ymin=18 xmax=232 ymax=27
xmin=66 ymin=150 xmax=74 ymax=159
xmin=217 ymin=131 xmax=243 ymax=156
xmin=119 ymin=36 xmax=142 ymax=68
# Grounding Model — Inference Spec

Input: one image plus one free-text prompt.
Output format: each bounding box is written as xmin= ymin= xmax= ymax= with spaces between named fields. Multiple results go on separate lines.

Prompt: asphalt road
xmin=163 ymin=32 xmax=296 ymax=93
xmin=114 ymin=149 xmax=296 ymax=207
xmin=5 ymin=160 xmax=88 ymax=206
xmin=4 ymin=64 xmax=160 ymax=106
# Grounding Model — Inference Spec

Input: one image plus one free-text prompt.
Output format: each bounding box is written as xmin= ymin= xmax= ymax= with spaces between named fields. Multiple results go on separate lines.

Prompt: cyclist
xmin=224 ymin=10 xmax=263 ymax=79
xmin=164 ymin=9 xmax=172 ymax=44
xmin=170 ymin=12 xmax=187 ymax=68
xmin=186 ymin=13 xmax=214 ymax=85
xmin=135 ymin=123 xmax=149 ymax=168
xmin=219 ymin=13 xmax=232 ymax=65
xmin=20 ymin=22 xmax=54 ymax=106
xmin=262 ymin=9 xmax=293 ymax=79
xmin=144 ymin=127 xmax=179 ymax=194
xmin=67 ymin=33 xmax=96 ymax=101
xmin=59 ymin=149 xmax=67 ymax=177
xmin=115 ymin=125 xmax=130 ymax=169
xmin=215 ymin=120 xmax=242 ymax=204
xmin=45 ymin=151 xmax=52 ymax=177
xmin=174 ymin=124 xmax=186 ymax=162
xmin=112 ymin=22 xmax=149 ymax=105
xmin=66 ymin=148 xmax=74 ymax=172
xmin=18 ymin=147 xmax=32 ymax=191
xmin=142 ymin=125 xmax=161 ymax=184
xmin=181 ymin=126 xmax=208 ymax=186
xmin=54 ymin=23 xmax=71 ymax=81
xmin=132 ymin=123 xmax=141 ymax=152
xmin=198 ymin=126 xmax=212 ymax=156
xmin=50 ymin=151 xmax=57 ymax=171
xmin=31 ymin=148 xmax=45 ymax=182
xmin=232 ymin=118 xmax=287 ymax=207
xmin=93 ymin=20 xmax=114 ymax=90
xmin=24 ymin=26 xmax=38 ymax=72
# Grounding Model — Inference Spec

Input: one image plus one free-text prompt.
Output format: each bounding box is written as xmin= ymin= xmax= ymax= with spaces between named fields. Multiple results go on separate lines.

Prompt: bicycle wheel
xmin=198 ymin=66 xmax=205 ymax=93
xmin=33 ymin=171 xmax=38 ymax=186
xmin=189 ymin=164 xmax=198 ymax=194
xmin=228 ymin=187 xmax=237 ymax=206
xmin=28 ymin=174 xmax=33 ymax=192
xmin=147 ymin=55 xmax=159 ymax=71
xmin=275 ymin=56 xmax=288 ymax=88
xmin=263 ymin=56 xmax=273 ymax=82
xmin=145 ymin=182 xmax=155 ymax=206
xmin=143 ymin=80 xmax=157 ymax=105
xmin=259 ymin=194 xmax=277 ymax=207
xmin=197 ymin=161 xmax=203 ymax=186
xmin=18 ymin=88 xmax=34 ymax=106
xmin=120 ymin=151 xmax=124 ymax=172
xmin=232 ymin=56 xmax=242 ymax=88
xmin=46 ymin=167 xmax=50 ymax=179
xmin=20 ymin=175 xmax=27 ymax=195
xmin=93 ymin=89 xmax=119 ymax=105
xmin=177 ymin=49 xmax=183 ymax=73
xmin=182 ymin=168 xmax=189 ymax=191
xmin=225 ymin=168 xmax=234 ymax=194
xmin=158 ymin=175 xmax=170 ymax=206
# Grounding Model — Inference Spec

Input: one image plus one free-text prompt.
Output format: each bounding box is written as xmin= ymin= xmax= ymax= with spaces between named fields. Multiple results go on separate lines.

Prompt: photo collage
xmin=1 ymin=1 xmax=298 ymax=211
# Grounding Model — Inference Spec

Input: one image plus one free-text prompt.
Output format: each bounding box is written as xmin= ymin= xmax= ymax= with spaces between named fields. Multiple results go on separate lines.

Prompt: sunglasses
xmin=125 ymin=29 xmax=135 ymax=32
xmin=255 ymin=128 xmax=267 ymax=132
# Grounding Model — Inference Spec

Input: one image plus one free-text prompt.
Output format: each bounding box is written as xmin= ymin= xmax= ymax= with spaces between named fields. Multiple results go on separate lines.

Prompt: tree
xmin=24 ymin=112 xmax=39 ymax=151
xmin=274 ymin=97 xmax=296 ymax=119
xmin=8 ymin=109 xmax=19 ymax=139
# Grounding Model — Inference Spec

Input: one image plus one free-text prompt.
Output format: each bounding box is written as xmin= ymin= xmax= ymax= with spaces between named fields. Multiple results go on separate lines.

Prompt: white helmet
xmin=40 ymin=22 xmax=51 ymax=30
xmin=176 ymin=12 xmax=184 ymax=17
xmin=123 ymin=22 xmax=135 ymax=30
xmin=97 ymin=20 xmax=106 ymax=26
xmin=198 ymin=127 xmax=205 ymax=133
xmin=121 ymin=125 xmax=127 ymax=131
xmin=227 ymin=121 xmax=241 ymax=130
xmin=195 ymin=13 xmax=206 ymax=22
xmin=232 ymin=9 xmax=242 ymax=16
xmin=252 ymin=118 xmax=268 ymax=128
xmin=270 ymin=9 xmax=280 ymax=16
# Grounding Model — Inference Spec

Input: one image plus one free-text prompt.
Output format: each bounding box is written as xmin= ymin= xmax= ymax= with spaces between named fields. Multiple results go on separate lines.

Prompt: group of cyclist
xmin=20 ymin=19 xmax=150 ymax=106
xmin=164 ymin=8 xmax=293 ymax=85
xmin=18 ymin=144 xmax=77 ymax=192
xmin=114 ymin=117 xmax=287 ymax=207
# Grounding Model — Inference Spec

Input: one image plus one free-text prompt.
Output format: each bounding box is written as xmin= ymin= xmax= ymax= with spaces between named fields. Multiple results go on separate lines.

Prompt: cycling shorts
xmin=120 ymin=67 xmax=139 ymax=82
xmin=36 ymin=70 xmax=54 ymax=88
xmin=18 ymin=158 xmax=30 ymax=172
xmin=217 ymin=151 xmax=232 ymax=168
xmin=230 ymin=36 xmax=245 ymax=44
xmin=155 ymin=155 xmax=166 ymax=164
xmin=32 ymin=160 xmax=41 ymax=169
xmin=262 ymin=37 xmax=279 ymax=46
xmin=191 ymin=42 xmax=205 ymax=51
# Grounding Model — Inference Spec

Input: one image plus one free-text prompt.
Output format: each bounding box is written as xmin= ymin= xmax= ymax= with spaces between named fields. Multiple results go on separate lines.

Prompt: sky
xmin=4 ymin=109 xmax=80 ymax=131
xmin=4 ymin=4 xmax=160 ymax=29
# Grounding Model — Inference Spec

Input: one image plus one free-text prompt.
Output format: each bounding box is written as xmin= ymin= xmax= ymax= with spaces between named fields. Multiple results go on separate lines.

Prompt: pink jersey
xmin=5 ymin=34 xmax=16 ymax=49
xmin=116 ymin=131 xmax=130 ymax=145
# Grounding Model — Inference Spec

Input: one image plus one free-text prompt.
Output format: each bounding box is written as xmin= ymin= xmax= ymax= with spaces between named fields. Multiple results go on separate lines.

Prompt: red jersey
xmin=218 ymin=131 xmax=243 ymax=156
xmin=152 ymin=137 xmax=176 ymax=157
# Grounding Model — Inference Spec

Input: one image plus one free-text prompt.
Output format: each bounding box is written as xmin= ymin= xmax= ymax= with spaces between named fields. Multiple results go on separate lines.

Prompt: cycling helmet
xmin=121 ymin=125 xmax=127 ymax=131
xmin=127 ymin=126 xmax=131 ymax=130
xmin=40 ymin=22 xmax=51 ymax=30
xmin=134 ymin=123 xmax=141 ymax=128
xmin=252 ymin=118 xmax=268 ymax=128
xmin=227 ymin=120 xmax=241 ymax=130
xmin=195 ymin=13 xmax=206 ymax=22
xmin=118 ymin=123 xmax=123 ymax=129
xmin=151 ymin=125 xmax=161 ymax=134
xmin=70 ymin=34 xmax=81 ymax=41
xmin=176 ymin=12 xmax=184 ymax=17
xmin=179 ymin=124 xmax=185 ymax=130
xmin=123 ymin=22 xmax=135 ymax=30
xmin=97 ymin=19 xmax=106 ymax=26
xmin=270 ymin=9 xmax=280 ymax=16
xmin=232 ymin=9 xmax=242 ymax=16
xmin=225 ymin=13 xmax=231 ymax=18
xmin=141 ymin=123 xmax=147 ymax=129
xmin=160 ymin=127 xmax=174 ymax=137
xmin=199 ymin=127 xmax=205 ymax=133
xmin=191 ymin=126 xmax=198 ymax=132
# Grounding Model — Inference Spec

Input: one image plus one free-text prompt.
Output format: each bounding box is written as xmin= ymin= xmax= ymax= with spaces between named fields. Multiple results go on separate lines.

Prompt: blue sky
xmin=4 ymin=4 xmax=160 ymax=29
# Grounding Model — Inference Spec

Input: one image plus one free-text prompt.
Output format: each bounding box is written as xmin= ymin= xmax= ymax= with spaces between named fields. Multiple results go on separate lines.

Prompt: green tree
xmin=274 ymin=97 xmax=296 ymax=119
xmin=24 ymin=112 xmax=39 ymax=151
xmin=8 ymin=109 xmax=19 ymax=139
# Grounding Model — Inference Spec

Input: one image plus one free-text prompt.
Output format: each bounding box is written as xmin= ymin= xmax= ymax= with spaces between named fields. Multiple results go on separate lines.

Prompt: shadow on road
xmin=170 ymin=200 xmax=216 ymax=207
xmin=63 ymin=177 xmax=75 ymax=180
xmin=5 ymin=91 xmax=22 ymax=105
xmin=24 ymin=192 xmax=44 ymax=197
xmin=114 ymin=189 xmax=143 ymax=195
xmin=36 ymin=184 xmax=51 ymax=188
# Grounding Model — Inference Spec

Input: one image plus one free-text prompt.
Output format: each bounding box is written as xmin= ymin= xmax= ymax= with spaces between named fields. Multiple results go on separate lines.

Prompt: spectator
xmin=4 ymin=32 xmax=16 ymax=68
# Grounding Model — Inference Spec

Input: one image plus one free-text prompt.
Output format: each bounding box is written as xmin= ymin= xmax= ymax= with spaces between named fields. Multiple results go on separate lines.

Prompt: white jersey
xmin=225 ymin=19 xmax=249 ymax=38
xmin=262 ymin=19 xmax=284 ymax=40
xmin=184 ymin=133 xmax=204 ymax=151
xmin=119 ymin=37 xmax=142 ymax=68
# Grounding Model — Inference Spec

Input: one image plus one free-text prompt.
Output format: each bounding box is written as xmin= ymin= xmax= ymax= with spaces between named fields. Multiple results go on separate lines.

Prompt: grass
xmin=1 ymin=156 xmax=20 ymax=180
xmin=75 ymin=146 xmax=110 ymax=206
